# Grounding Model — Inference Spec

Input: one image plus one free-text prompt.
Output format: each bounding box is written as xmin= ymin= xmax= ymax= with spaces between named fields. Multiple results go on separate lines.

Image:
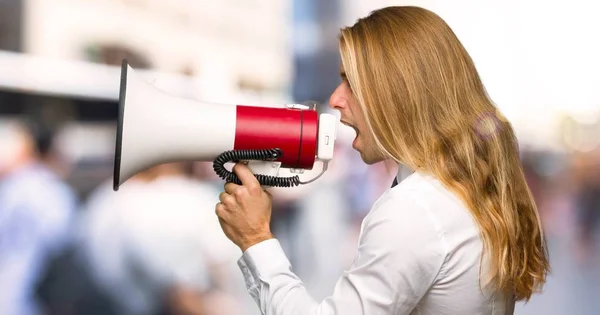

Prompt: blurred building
xmin=0 ymin=0 xmax=23 ymax=52
xmin=0 ymin=0 xmax=296 ymax=196
xmin=289 ymin=0 xmax=418 ymax=107
xmin=290 ymin=0 xmax=341 ymax=106
xmin=23 ymin=0 xmax=293 ymax=101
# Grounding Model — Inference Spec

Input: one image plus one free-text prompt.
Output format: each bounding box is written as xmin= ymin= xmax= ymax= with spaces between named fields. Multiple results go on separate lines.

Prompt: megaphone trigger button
xmin=269 ymin=148 xmax=283 ymax=160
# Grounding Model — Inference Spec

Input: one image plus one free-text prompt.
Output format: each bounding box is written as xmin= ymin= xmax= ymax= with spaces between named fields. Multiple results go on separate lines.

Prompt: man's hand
xmin=216 ymin=163 xmax=274 ymax=252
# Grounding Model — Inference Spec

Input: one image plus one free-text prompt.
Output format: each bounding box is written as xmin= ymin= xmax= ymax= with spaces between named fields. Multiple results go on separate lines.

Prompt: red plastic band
xmin=234 ymin=105 xmax=318 ymax=169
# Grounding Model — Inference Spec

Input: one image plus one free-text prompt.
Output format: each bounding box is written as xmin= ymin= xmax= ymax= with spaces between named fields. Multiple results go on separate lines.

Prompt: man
xmin=215 ymin=6 xmax=549 ymax=315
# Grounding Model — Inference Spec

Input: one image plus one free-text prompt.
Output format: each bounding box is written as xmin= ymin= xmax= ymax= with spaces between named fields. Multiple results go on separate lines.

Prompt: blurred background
xmin=0 ymin=0 xmax=599 ymax=314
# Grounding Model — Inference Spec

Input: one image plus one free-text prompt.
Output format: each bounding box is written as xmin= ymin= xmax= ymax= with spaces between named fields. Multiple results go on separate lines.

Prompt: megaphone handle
xmin=243 ymin=160 xmax=282 ymax=189
xmin=244 ymin=160 xmax=281 ymax=177
xmin=213 ymin=148 xmax=301 ymax=187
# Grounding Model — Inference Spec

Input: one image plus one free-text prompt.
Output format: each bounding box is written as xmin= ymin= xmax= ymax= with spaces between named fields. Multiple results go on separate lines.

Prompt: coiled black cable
xmin=212 ymin=148 xmax=301 ymax=187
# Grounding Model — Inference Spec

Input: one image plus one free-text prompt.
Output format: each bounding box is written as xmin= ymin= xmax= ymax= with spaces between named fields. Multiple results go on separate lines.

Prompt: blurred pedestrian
xmin=77 ymin=163 xmax=243 ymax=315
xmin=0 ymin=119 xmax=77 ymax=315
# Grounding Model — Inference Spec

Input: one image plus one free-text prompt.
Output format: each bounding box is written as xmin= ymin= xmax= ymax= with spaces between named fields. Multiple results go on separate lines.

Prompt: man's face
xmin=328 ymin=70 xmax=385 ymax=165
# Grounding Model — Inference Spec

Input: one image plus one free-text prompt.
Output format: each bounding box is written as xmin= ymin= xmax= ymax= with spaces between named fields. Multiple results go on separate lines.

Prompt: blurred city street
xmin=515 ymin=235 xmax=600 ymax=315
xmin=1 ymin=0 xmax=599 ymax=314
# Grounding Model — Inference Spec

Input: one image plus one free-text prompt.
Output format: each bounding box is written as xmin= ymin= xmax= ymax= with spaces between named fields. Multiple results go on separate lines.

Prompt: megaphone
xmin=113 ymin=60 xmax=338 ymax=191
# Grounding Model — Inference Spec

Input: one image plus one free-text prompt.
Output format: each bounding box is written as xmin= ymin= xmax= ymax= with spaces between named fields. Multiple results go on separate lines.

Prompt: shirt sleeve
xmin=237 ymin=193 xmax=448 ymax=315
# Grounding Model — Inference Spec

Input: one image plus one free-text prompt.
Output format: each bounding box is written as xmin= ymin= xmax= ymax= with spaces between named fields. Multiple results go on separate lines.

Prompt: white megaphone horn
xmin=113 ymin=60 xmax=338 ymax=191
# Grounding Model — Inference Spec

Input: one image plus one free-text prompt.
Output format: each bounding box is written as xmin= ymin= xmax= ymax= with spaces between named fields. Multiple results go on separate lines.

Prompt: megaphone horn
xmin=113 ymin=60 xmax=337 ymax=191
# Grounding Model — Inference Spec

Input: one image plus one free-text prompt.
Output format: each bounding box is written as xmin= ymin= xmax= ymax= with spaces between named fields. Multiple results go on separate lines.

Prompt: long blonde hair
xmin=339 ymin=6 xmax=549 ymax=301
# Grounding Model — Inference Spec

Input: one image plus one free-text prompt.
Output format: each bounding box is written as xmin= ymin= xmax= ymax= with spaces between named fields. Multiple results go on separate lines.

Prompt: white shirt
xmin=237 ymin=167 xmax=516 ymax=315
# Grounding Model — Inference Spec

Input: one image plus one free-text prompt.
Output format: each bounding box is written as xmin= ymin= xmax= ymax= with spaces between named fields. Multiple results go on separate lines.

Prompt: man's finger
xmin=215 ymin=202 xmax=230 ymax=222
xmin=218 ymin=191 xmax=230 ymax=204
xmin=224 ymin=182 xmax=241 ymax=195
xmin=217 ymin=216 xmax=228 ymax=230
xmin=232 ymin=163 xmax=261 ymax=192
xmin=217 ymin=216 xmax=234 ymax=242
xmin=219 ymin=192 xmax=238 ymax=208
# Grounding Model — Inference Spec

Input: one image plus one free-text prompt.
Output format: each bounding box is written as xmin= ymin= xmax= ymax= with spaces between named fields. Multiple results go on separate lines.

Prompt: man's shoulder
xmin=387 ymin=171 xmax=461 ymax=211
xmin=358 ymin=173 xmax=449 ymax=264
xmin=380 ymin=170 xmax=481 ymax=249
xmin=364 ymin=173 xmax=439 ymax=229
xmin=364 ymin=171 xmax=456 ymax=246
xmin=371 ymin=171 xmax=437 ymax=212
xmin=0 ymin=166 xmax=77 ymax=211
xmin=392 ymin=170 xmax=437 ymax=192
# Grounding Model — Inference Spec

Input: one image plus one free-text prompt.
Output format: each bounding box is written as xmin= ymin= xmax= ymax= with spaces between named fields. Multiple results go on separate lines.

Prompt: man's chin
xmin=355 ymin=148 xmax=386 ymax=165
xmin=358 ymin=151 xmax=381 ymax=165
xmin=352 ymin=141 xmax=384 ymax=164
xmin=362 ymin=157 xmax=381 ymax=165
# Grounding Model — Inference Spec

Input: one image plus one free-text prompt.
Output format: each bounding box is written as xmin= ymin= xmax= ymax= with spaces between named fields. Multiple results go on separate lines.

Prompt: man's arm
xmin=237 ymin=194 xmax=447 ymax=315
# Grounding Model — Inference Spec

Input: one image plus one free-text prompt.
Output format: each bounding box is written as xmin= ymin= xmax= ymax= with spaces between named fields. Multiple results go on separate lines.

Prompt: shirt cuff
xmin=238 ymin=238 xmax=291 ymax=281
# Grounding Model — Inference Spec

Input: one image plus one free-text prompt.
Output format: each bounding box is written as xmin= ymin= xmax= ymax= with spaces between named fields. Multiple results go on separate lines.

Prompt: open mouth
xmin=341 ymin=120 xmax=359 ymax=136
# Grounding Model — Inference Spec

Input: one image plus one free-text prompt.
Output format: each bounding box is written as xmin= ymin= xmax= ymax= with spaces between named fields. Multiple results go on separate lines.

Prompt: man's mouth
xmin=341 ymin=120 xmax=359 ymax=136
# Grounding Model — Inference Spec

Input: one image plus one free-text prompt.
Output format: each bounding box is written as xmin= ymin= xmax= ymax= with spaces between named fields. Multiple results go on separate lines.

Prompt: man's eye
xmin=343 ymin=80 xmax=353 ymax=93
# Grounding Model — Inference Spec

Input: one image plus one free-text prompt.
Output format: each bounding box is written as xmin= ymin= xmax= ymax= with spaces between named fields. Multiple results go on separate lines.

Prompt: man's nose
xmin=328 ymin=84 xmax=345 ymax=110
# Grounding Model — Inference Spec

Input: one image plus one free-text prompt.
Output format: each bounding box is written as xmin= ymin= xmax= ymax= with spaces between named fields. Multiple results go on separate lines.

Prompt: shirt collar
xmin=396 ymin=163 xmax=415 ymax=185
